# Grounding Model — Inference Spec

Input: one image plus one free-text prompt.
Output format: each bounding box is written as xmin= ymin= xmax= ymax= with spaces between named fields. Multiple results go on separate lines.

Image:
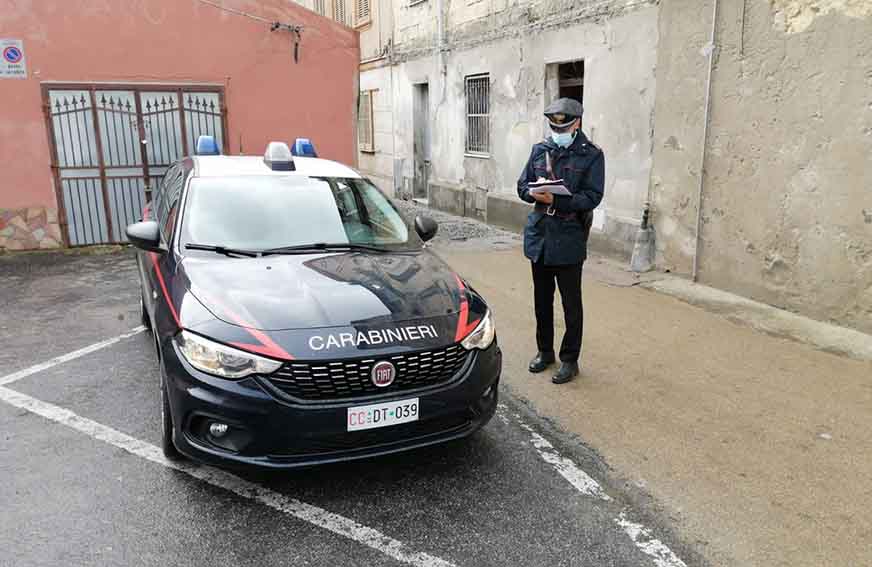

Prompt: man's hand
xmin=531 ymin=191 xmax=554 ymax=205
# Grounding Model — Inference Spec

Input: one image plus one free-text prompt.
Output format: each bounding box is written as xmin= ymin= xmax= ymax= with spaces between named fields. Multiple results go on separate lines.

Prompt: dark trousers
xmin=531 ymin=260 xmax=584 ymax=362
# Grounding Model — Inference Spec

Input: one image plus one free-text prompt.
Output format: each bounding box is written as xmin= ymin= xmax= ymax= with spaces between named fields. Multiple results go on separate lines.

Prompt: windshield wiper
xmin=185 ymin=243 xmax=261 ymax=258
xmin=261 ymin=242 xmax=389 ymax=255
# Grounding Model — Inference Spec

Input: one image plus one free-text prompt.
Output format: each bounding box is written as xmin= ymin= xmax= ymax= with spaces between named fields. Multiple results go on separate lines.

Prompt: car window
xmin=179 ymin=176 xmax=418 ymax=252
xmin=161 ymin=166 xmax=187 ymax=243
xmin=155 ymin=164 xmax=181 ymax=224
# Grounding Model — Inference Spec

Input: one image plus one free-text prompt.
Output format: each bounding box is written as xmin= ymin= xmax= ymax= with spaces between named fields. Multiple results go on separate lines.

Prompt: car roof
xmin=191 ymin=155 xmax=362 ymax=179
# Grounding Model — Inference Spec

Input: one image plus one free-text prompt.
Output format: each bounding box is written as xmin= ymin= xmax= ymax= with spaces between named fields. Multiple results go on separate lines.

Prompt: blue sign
xmin=3 ymin=46 xmax=22 ymax=64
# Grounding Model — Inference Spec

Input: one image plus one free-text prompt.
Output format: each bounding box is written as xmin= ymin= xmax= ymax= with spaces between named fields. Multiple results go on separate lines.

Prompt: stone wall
xmin=650 ymin=0 xmax=872 ymax=333
xmin=0 ymin=207 xmax=63 ymax=251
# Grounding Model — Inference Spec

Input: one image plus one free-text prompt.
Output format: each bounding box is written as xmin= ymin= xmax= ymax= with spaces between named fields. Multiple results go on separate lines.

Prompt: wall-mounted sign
xmin=1 ymin=39 xmax=27 ymax=79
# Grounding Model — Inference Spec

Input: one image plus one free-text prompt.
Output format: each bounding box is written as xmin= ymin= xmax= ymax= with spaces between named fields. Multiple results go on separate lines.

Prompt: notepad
xmin=529 ymin=179 xmax=572 ymax=196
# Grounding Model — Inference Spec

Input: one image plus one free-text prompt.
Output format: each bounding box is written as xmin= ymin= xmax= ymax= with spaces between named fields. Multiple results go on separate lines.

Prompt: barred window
xmin=314 ymin=0 xmax=325 ymax=15
xmin=355 ymin=0 xmax=371 ymax=25
xmin=358 ymin=91 xmax=374 ymax=152
xmin=465 ymin=74 xmax=490 ymax=155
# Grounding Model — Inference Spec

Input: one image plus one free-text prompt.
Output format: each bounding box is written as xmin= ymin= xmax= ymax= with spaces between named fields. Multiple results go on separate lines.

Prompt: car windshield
xmin=179 ymin=176 xmax=419 ymax=252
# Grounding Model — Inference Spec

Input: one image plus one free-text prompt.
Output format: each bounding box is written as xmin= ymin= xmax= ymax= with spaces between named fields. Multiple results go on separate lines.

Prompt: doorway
xmin=412 ymin=83 xmax=430 ymax=201
xmin=558 ymin=60 xmax=584 ymax=105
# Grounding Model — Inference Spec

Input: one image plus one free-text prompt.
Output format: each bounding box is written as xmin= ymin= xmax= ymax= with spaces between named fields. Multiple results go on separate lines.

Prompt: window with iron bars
xmin=314 ymin=0 xmax=326 ymax=15
xmin=465 ymin=74 xmax=490 ymax=156
xmin=355 ymin=0 xmax=371 ymax=25
xmin=358 ymin=91 xmax=375 ymax=152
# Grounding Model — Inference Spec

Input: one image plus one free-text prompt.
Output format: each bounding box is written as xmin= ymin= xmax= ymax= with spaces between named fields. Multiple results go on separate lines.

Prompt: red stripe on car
xmin=196 ymin=290 xmax=294 ymax=361
xmin=453 ymin=274 xmax=480 ymax=342
xmin=150 ymin=252 xmax=181 ymax=328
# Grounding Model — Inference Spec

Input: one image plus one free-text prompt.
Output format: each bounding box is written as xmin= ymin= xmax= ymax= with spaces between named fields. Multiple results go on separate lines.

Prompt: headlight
xmin=460 ymin=310 xmax=496 ymax=351
xmin=175 ymin=330 xmax=282 ymax=379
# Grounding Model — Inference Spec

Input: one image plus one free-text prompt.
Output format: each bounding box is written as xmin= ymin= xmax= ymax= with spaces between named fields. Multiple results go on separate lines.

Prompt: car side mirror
xmin=126 ymin=221 xmax=164 ymax=254
xmin=414 ymin=215 xmax=438 ymax=242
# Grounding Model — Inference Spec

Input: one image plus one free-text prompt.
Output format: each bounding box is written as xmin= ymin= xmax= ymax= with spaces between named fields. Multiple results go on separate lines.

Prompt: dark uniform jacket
xmin=517 ymin=132 xmax=605 ymax=266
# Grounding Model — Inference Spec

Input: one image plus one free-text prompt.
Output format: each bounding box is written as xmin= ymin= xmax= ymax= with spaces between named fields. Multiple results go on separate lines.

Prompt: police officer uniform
xmin=517 ymin=98 xmax=605 ymax=384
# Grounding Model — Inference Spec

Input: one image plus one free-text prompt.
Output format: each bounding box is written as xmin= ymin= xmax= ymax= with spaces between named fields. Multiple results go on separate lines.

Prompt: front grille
xmin=264 ymin=344 xmax=470 ymax=401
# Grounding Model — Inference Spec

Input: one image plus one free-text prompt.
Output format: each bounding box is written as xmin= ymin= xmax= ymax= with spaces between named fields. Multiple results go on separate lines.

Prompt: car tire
xmin=159 ymin=357 xmax=182 ymax=461
xmin=140 ymin=291 xmax=152 ymax=330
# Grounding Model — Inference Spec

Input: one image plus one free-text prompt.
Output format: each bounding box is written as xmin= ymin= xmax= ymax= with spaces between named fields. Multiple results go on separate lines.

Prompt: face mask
xmin=551 ymin=130 xmax=576 ymax=148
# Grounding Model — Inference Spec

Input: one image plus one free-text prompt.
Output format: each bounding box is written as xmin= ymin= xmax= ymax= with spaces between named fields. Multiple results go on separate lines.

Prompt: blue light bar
xmin=195 ymin=135 xmax=221 ymax=156
xmin=291 ymin=138 xmax=317 ymax=158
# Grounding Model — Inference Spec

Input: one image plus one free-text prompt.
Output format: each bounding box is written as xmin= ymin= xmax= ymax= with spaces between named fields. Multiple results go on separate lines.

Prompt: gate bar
xmin=41 ymin=87 xmax=71 ymax=247
xmin=177 ymin=90 xmax=190 ymax=157
xmin=89 ymin=88 xmax=114 ymax=243
xmin=133 ymin=92 xmax=152 ymax=202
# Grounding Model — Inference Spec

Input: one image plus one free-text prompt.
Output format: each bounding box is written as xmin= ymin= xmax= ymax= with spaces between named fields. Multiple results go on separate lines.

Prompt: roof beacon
xmin=292 ymin=138 xmax=318 ymax=158
xmin=196 ymin=135 xmax=221 ymax=156
xmin=263 ymin=141 xmax=295 ymax=171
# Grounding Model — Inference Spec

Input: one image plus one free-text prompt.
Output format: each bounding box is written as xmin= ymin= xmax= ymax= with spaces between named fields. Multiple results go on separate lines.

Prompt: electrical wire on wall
xmin=195 ymin=0 xmax=304 ymax=62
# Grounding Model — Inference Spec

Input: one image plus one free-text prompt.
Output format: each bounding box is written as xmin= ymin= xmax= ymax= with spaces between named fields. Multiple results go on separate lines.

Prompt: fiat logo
xmin=371 ymin=361 xmax=396 ymax=388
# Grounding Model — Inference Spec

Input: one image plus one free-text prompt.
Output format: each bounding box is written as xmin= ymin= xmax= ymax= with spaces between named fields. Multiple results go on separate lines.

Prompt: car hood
xmin=181 ymin=249 xmax=461 ymax=332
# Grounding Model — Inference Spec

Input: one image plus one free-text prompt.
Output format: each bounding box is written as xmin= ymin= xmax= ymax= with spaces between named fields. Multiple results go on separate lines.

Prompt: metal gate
xmin=42 ymin=84 xmax=226 ymax=246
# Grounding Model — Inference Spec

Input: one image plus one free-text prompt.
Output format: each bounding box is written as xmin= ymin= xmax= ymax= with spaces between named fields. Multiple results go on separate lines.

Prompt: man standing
xmin=517 ymin=98 xmax=605 ymax=384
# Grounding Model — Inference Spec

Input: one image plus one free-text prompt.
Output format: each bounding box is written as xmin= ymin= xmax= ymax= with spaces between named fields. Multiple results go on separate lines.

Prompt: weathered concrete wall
xmin=650 ymin=0 xmax=872 ymax=333
xmin=385 ymin=2 xmax=659 ymax=255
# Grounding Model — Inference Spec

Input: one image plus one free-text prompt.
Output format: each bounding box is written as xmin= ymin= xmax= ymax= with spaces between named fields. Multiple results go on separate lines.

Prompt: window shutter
xmin=334 ymin=0 xmax=349 ymax=25
xmin=356 ymin=0 xmax=370 ymax=23
xmin=358 ymin=91 xmax=374 ymax=152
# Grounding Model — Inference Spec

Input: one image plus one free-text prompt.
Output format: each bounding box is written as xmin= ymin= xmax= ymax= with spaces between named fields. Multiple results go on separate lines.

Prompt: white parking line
xmin=0 ymin=385 xmax=455 ymax=567
xmin=499 ymin=404 xmax=687 ymax=567
xmin=616 ymin=511 xmax=688 ymax=567
xmin=0 ymin=326 xmax=147 ymax=387
xmin=500 ymin=405 xmax=610 ymax=501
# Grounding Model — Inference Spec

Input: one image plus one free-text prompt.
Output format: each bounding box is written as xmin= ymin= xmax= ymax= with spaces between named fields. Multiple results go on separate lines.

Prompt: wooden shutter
xmin=356 ymin=0 xmax=370 ymax=24
xmin=334 ymin=0 xmax=349 ymax=25
xmin=358 ymin=91 xmax=374 ymax=152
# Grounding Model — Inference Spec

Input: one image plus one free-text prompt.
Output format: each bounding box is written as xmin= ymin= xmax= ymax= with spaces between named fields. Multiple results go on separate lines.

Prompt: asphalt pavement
xmin=0 ymin=247 xmax=698 ymax=567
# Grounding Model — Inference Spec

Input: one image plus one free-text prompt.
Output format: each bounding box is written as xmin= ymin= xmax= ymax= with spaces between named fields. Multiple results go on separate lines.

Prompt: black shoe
xmin=528 ymin=351 xmax=556 ymax=373
xmin=552 ymin=362 xmax=579 ymax=384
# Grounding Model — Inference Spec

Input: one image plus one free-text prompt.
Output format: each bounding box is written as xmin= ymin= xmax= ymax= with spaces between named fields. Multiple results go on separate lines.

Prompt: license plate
xmin=347 ymin=398 xmax=419 ymax=432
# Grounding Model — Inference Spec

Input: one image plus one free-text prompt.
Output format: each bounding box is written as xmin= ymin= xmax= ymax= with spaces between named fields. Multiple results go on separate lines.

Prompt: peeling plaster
xmin=771 ymin=0 xmax=872 ymax=34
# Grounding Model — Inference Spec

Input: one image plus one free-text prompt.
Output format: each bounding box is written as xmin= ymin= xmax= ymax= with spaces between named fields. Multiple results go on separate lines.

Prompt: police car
xmin=127 ymin=136 xmax=501 ymax=468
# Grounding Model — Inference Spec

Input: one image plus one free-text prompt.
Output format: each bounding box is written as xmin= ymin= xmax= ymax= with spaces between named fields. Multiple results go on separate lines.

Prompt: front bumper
xmin=162 ymin=339 xmax=502 ymax=469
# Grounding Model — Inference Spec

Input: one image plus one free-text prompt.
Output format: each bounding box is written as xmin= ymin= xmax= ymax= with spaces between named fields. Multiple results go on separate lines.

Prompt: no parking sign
xmin=1 ymin=39 xmax=27 ymax=79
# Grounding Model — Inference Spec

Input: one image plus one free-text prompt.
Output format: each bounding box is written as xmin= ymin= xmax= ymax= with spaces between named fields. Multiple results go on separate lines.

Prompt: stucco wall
xmin=384 ymin=4 xmax=659 ymax=251
xmin=650 ymin=0 xmax=872 ymax=333
xmin=0 ymin=0 xmax=358 ymax=250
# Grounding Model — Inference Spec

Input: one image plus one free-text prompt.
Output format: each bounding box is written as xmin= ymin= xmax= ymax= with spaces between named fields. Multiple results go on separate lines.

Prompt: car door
xmin=142 ymin=163 xmax=185 ymax=332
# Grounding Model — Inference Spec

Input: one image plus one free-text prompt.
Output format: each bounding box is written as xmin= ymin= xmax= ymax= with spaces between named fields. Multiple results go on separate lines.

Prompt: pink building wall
xmin=0 ymin=0 xmax=359 ymax=250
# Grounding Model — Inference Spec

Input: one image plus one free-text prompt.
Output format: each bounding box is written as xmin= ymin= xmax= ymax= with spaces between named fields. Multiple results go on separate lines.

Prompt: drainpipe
xmin=692 ymin=0 xmax=719 ymax=282
xmin=436 ymin=0 xmax=447 ymax=78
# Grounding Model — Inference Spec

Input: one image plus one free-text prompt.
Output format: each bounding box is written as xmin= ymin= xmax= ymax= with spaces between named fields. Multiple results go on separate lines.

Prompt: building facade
xmin=329 ymin=0 xmax=871 ymax=335
xmin=0 ymin=0 xmax=359 ymax=251
xmin=355 ymin=0 xmax=660 ymax=264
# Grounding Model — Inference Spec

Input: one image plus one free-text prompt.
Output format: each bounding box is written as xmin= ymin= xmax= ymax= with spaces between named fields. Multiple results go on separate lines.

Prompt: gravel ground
xmin=393 ymin=198 xmax=522 ymax=251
